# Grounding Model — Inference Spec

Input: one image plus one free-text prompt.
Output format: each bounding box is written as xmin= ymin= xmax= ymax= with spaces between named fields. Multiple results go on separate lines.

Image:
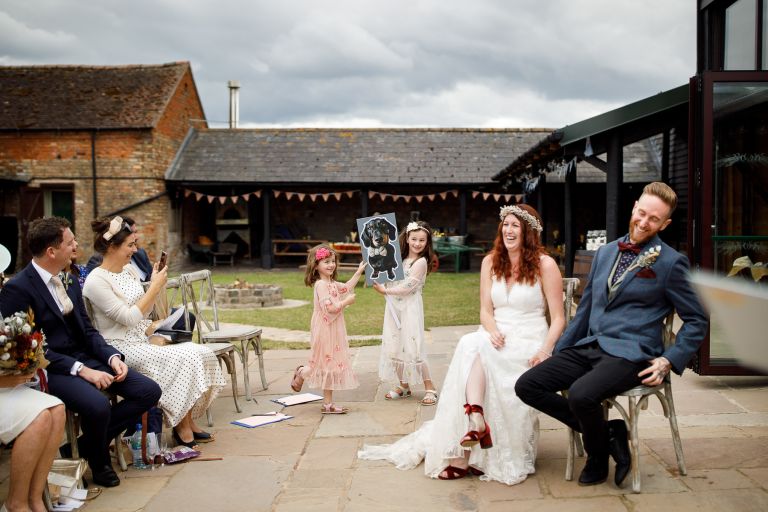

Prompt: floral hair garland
xmin=499 ymin=205 xmax=543 ymax=233
xmin=315 ymin=247 xmax=332 ymax=261
xmin=103 ymin=216 xmax=128 ymax=241
xmin=406 ymin=222 xmax=427 ymax=234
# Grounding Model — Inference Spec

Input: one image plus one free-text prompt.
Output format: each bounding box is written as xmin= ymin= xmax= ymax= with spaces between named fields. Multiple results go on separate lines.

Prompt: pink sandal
xmin=320 ymin=403 xmax=348 ymax=414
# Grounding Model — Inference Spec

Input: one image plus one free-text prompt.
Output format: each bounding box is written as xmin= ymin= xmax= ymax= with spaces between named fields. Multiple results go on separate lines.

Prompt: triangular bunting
xmin=415 ymin=196 xmax=423 ymax=203
xmin=310 ymin=194 xmax=318 ymax=202
xmin=184 ymin=189 xmax=192 ymax=198
xmin=254 ymin=190 xmax=262 ymax=199
xmin=207 ymin=195 xmax=215 ymax=204
xmin=493 ymin=194 xmax=500 ymax=201
xmin=427 ymin=194 xmax=435 ymax=201
xmin=439 ymin=191 xmax=448 ymax=200
xmin=482 ymin=192 xmax=490 ymax=200
xmin=322 ymin=193 xmax=330 ymax=202
xmin=273 ymin=190 xmax=282 ymax=198
xmin=334 ymin=192 xmax=342 ymax=201
xmin=504 ymin=194 xmax=512 ymax=201
xmin=194 ymin=192 xmax=204 ymax=201
xmin=218 ymin=196 xmax=227 ymax=205
xmin=368 ymin=191 xmax=375 ymax=199
xmin=451 ymin=190 xmax=459 ymax=198
xmin=515 ymin=194 xmax=523 ymax=202
xmin=297 ymin=193 xmax=306 ymax=201
xmin=241 ymin=193 xmax=250 ymax=201
xmin=471 ymin=191 xmax=479 ymax=199
xmin=346 ymin=191 xmax=355 ymax=199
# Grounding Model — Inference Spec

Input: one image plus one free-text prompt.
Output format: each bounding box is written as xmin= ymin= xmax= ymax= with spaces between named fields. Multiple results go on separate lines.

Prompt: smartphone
xmin=158 ymin=251 xmax=168 ymax=271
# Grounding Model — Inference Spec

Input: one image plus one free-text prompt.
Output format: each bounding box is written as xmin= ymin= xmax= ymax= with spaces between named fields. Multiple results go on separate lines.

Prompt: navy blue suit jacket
xmin=0 ymin=262 xmax=123 ymax=375
xmin=555 ymin=235 xmax=708 ymax=374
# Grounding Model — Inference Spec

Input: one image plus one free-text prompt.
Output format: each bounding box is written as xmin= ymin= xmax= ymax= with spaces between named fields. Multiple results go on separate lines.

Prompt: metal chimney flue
xmin=228 ymin=80 xmax=240 ymax=129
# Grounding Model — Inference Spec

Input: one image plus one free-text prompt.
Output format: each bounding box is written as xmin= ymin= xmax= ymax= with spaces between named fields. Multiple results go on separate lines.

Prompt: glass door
xmin=699 ymin=71 xmax=768 ymax=373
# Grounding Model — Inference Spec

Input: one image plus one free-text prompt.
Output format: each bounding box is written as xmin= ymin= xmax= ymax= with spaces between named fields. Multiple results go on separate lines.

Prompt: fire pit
xmin=214 ymin=279 xmax=283 ymax=308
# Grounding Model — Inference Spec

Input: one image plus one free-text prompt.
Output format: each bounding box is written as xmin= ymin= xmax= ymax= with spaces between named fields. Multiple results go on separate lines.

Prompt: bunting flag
xmin=181 ymin=186 xmax=522 ymax=207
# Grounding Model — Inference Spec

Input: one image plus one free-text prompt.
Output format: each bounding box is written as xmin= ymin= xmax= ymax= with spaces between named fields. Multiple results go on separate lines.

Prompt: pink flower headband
xmin=315 ymin=247 xmax=332 ymax=261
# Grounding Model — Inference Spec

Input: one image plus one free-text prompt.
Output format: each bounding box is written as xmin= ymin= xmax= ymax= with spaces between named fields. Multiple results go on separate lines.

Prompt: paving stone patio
xmin=1 ymin=325 xmax=767 ymax=511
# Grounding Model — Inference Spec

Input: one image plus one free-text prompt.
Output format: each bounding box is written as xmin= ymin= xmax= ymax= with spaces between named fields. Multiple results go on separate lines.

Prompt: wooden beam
xmin=606 ymin=132 xmax=623 ymax=242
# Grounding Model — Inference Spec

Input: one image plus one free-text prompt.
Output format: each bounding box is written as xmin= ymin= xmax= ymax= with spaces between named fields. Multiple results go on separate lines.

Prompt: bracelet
xmin=538 ymin=348 xmax=552 ymax=357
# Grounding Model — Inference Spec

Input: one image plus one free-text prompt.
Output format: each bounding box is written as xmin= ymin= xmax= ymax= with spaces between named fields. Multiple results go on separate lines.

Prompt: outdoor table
xmin=330 ymin=242 xmax=362 ymax=269
xmin=434 ymin=240 xmax=485 ymax=273
xmin=272 ymin=239 xmax=328 ymax=260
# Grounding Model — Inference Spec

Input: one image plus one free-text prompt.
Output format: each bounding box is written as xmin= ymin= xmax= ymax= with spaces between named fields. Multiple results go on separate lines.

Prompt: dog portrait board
xmin=356 ymin=213 xmax=405 ymax=284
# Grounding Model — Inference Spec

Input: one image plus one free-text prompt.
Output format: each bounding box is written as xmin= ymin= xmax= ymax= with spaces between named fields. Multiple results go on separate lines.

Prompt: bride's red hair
xmin=490 ymin=204 xmax=545 ymax=285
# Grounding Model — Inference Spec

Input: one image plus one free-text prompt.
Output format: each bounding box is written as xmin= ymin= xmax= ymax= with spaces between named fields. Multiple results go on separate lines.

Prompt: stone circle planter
xmin=213 ymin=284 xmax=283 ymax=309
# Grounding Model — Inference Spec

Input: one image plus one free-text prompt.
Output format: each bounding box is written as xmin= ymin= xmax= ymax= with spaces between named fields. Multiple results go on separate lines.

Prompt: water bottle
xmin=130 ymin=424 xmax=148 ymax=469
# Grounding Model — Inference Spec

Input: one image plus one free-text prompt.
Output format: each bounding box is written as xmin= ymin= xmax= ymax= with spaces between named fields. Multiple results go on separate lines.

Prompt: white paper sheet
xmin=231 ymin=411 xmax=293 ymax=428
xmin=271 ymin=393 xmax=324 ymax=406
xmin=157 ymin=306 xmax=185 ymax=330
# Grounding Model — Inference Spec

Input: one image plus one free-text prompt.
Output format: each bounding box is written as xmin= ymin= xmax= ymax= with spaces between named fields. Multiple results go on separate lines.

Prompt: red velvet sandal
xmin=460 ymin=403 xmax=493 ymax=449
xmin=438 ymin=465 xmax=485 ymax=480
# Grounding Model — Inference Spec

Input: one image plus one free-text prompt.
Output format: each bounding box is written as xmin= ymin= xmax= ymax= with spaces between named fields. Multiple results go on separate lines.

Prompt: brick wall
xmin=0 ymin=67 xmax=206 ymax=268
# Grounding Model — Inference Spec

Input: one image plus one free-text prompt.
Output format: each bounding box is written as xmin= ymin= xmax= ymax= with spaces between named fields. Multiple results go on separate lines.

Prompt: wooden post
xmin=537 ymin=173 xmax=547 ymax=246
xmin=260 ymin=188 xmax=272 ymax=269
xmin=564 ymin=162 xmax=576 ymax=277
xmin=606 ymin=132 xmax=623 ymax=242
xmin=361 ymin=188 xmax=369 ymax=218
xmin=459 ymin=188 xmax=467 ymax=235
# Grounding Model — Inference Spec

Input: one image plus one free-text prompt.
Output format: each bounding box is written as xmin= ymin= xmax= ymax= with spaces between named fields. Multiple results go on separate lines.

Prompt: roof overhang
xmin=494 ymin=84 xmax=689 ymax=184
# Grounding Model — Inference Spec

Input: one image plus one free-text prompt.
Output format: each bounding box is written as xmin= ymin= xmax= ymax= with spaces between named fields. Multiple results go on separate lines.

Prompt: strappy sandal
xmin=290 ymin=366 xmax=305 ymax=392
xmin=385 ymin=385 xmax=411 ymax=400
xmin=421 ymin=390 xmax=438 ymax=406
xmin=192 ymin=430 xmax=214 ymax=443
xmin=437 ymin=465 xmax=484 ymax=480
xmin=320 ymin=403 xmax=348 ymax=414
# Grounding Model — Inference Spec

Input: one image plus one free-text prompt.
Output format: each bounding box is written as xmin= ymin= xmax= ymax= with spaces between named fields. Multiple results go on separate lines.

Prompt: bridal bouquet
xmin=0 ymin=310 xmax=48 ymax=376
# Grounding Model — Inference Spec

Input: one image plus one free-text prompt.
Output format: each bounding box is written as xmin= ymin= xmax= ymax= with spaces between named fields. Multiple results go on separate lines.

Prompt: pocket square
xmin=637 ymin=267 xmax=656 ymax=278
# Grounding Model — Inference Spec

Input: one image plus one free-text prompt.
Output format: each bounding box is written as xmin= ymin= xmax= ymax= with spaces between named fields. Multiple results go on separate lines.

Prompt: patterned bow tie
xmin=618 ymin=241 xmax=642 ymax=254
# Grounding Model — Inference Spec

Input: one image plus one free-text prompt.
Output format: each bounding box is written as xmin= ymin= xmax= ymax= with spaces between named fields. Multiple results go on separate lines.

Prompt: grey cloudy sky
xmin=1 ymin=0 xmax=695 ymax=129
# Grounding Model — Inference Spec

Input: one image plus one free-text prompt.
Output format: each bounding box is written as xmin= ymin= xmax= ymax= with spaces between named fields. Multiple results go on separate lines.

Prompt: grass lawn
xmin=208 ymin=269 xmax=480 ymax=336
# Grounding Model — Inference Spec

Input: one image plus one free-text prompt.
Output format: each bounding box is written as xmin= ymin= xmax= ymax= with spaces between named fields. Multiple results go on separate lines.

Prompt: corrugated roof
xmin=0 ymin=62 xmax=191 ymax=130
xmin=166 ymin=128 xmax=553 ymax=185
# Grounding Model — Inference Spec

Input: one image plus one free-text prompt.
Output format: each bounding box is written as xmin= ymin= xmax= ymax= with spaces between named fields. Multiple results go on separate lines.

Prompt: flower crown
xmin=499 ymin=205 xmax=543 ymax=233
xmin=406 ymin=222 xmax=427 ymax=234
xmin=315 ymin=247 xmax=332 ymax=261
xmin=103 ymin=216 xmax=131 ymax=241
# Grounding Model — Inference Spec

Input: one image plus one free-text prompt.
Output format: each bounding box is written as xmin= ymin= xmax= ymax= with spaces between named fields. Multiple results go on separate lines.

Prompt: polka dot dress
xmin=102 ymin=269 xmax=226 ymax=427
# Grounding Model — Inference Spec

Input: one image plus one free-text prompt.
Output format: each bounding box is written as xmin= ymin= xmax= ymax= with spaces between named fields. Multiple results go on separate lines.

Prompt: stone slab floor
xmin=2 ymin=325 xmax=767 ymax=511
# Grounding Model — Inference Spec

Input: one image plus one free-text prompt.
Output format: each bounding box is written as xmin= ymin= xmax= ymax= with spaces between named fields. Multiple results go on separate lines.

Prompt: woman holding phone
xmin=83 ymin=216 xmax=226 ymax=448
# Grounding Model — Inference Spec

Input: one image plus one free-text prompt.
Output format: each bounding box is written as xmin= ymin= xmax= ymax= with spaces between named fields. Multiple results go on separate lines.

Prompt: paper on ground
xmin=231 ymin=412 xmax=293 ymax=428
xmin=271 ymin=392 xmax=324 ymax=406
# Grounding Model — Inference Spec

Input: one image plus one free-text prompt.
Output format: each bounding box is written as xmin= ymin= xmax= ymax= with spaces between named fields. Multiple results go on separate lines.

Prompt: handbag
xmin=154 ymin=329 xmax=193 ymax=343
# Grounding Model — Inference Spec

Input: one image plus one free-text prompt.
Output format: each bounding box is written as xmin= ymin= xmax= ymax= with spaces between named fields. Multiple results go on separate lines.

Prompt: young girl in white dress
xmin=359 ymin=204 xmax=565 ymax=485
xmin=83 ymin=216 xmax=226 ymax=448
xmin=373 ymin=220 xmax=438 ymax=405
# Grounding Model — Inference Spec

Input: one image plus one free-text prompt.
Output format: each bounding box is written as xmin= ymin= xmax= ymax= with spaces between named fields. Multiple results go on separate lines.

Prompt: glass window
xmin=724 ymin=0 xmax=756 ymax=70
xmin=711 ymin=81 xmax=768 ymax=361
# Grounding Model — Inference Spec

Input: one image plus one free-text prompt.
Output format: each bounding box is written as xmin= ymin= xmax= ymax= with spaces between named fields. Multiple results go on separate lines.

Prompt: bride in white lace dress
xmin=359 ymin=204 xmax=565 ymax=485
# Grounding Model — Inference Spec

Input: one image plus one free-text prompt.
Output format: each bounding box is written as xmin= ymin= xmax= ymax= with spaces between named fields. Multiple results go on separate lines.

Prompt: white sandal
xmin=385 ymin=385 xmax=411 ymax=400
xmin=320 ymin=403 xmax=348 ymax=414
xmin=421 ymin=390 xmax=438 ymax=406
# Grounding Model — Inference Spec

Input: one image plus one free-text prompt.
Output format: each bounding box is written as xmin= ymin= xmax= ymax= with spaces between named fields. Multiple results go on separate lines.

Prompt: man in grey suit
xmin=516 ymin=182 xmax=708 ymax=487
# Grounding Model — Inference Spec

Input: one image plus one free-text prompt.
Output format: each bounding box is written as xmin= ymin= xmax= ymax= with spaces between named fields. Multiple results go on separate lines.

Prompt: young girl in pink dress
xmin=291 ymin=244 xmax=366 ymax=414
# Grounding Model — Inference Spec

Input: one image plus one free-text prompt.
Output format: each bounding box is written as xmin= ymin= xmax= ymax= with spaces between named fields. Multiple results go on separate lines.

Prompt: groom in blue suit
xmin=0 ymin=217 xmax=161 ymax=487
xmin=516 ymin=182 xmax=707 ymax=487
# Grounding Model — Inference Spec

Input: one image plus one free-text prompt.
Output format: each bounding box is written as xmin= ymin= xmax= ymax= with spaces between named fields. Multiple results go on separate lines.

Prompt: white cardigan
xmin=82 ymin=266 xmax=148 ymax=340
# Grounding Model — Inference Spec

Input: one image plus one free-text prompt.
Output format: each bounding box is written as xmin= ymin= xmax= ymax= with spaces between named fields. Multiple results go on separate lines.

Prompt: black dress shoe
xmin=578 ymin=456 xmax=609 ymax=486
xmin=91 ymin=464 xmax=120 ymax=487
xmin=608 ymin=419 xmax=631 ymax=487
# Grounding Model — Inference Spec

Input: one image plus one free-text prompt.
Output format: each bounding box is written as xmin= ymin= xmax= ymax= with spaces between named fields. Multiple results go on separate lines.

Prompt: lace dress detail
xmin=378 ymin=257 xmax=431 ymax=384
xmin=304 ymin=279 xmax=359 ymax=390
xmin=359 ymin=277 xmax=547 ymax=485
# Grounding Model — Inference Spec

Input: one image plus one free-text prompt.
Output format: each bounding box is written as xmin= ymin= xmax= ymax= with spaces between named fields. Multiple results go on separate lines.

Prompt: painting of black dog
xmin=360 ymin=217 xmax=399 ymax=280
